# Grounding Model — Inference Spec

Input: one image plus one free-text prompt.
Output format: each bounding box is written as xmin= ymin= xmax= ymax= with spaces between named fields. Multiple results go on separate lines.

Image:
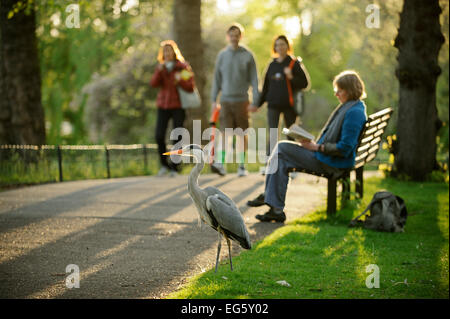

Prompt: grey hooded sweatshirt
xmin=211 ymin=45 xmax=259 ymax=105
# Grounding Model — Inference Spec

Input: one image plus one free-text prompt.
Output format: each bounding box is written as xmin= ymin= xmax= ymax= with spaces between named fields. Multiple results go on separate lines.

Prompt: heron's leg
xmin=226 ymin=236 xmax=233 ymax=271
xmin=215 ymin=232 xmax=222 ymax=273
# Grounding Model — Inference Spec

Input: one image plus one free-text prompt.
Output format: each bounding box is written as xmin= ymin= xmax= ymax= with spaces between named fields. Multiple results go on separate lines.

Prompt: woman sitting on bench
xmin=248 ymin=70 xmax=368 ymax=222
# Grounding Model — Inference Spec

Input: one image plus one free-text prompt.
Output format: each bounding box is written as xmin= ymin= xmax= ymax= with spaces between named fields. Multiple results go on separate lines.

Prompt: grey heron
xmin=163 ymin=144 xmax=251 ymax=272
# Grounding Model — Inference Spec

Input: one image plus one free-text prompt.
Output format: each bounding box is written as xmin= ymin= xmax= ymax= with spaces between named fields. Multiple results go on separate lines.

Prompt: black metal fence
xmin=0 ymin=144 xmax=162 ymax=187
xmin=0 ymin=142 xmax=390 ymax=189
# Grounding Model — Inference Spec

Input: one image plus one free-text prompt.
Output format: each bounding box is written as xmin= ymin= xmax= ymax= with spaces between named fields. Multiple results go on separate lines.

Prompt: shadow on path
xmin=0 ymin=174 xmax=275 ymax=298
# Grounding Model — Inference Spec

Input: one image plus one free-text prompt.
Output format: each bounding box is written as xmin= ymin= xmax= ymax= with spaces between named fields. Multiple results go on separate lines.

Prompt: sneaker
xmin=237 ymin=166 xmax=248 ymax=177
xmin=211 ymin=162 xmax=226 ymax=176
xmin=255 ymin=207 xmax=286 ymax=223
xmin=259 ymin=166 xmax=266 ymax=176
xmin=247 ymin=193 xmax=266 ymax=207
xmin=157 ymin=166 xmax=169 ymax=177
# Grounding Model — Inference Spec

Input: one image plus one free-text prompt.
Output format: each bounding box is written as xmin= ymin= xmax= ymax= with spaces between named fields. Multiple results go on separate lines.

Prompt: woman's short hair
xmin=157 ymin=40 xmax=185 ymax=64
xmin=271 ymin=35 xmax=293 ymax=57
xmin=333 ymin=70 xmax=367 ymax=100
xmin=227 ymin=23 xmax=244 ymax=35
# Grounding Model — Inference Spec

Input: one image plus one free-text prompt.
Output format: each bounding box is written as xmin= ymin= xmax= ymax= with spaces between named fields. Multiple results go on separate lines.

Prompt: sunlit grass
xmin=168 ymin=177 xmax=449 ymax=299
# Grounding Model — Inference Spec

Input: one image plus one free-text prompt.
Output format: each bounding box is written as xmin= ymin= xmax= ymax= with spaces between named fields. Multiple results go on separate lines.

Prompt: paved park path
xmin=0 ymin=171 xmax=378 ymax=298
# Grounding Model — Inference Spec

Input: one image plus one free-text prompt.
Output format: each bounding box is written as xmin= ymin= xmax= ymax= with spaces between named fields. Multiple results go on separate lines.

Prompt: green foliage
xmin=168 ymin=177 xmax=449 ymax=299
xmin=7 ymin=0 xmax=35 ymax=18
xmin=36 ymin=0 xmax=171 ymax=144
xmin=81 ymin=51 xmax=160 ymax=144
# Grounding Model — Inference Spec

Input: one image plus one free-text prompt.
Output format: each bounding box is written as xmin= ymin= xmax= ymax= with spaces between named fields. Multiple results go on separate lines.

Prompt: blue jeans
xmin=264 ymin=141 xmax=341 ymax=210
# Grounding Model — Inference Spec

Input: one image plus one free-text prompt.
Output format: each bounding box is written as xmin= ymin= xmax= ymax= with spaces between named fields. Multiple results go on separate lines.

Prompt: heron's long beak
xmin=162 ymin=149 xmax=183 ymax=156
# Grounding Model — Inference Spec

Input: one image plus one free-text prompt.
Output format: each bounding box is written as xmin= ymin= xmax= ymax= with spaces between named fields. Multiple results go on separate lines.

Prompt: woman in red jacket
xmin=150 ymin=40 xmax=194 ymax=177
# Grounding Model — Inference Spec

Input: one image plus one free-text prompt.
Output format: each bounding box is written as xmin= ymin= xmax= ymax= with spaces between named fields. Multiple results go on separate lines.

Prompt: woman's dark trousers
xmin=267 ymin=105 xmax=297 ymax=156
xmin=155 ymin=108 xmax=186 ymax=171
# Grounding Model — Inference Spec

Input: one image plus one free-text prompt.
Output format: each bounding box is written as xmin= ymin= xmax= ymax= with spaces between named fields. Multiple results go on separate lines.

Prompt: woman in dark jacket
xmin=250 ymin=35 xmax=310 ymax=158
xmin=150 ymin=40 xmax=194 ymax=176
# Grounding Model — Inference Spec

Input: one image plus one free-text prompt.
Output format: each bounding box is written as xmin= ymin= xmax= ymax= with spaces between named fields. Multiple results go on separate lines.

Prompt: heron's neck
xmin=188 ymin=153 xmax=204 ymax=195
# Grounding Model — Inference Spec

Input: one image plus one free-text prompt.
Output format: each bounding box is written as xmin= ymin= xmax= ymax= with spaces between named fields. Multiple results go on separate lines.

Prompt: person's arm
xmin=177 ymin=64 xmax=195 ymax=92
xmin=248 ymin=53 xmax=260 ymax=106
xmin=211 ymin=53 xmax=222 ymax=103
xmin=300 ymin=139 xmax=320 ymax=152
xmin=150 ymin=64 xmax=164 ymax=87
xmin=258 ymin=65 xmax=270 ymax=108
xmin=291 ymin=59 xmax=310 ymax=91
xmin=321 ymin=108 xmax=367 ymax=157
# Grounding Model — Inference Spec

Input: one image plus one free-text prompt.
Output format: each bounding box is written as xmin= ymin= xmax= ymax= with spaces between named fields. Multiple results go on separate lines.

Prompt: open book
xmin=282 ymin=124 xmax=315 ymax=141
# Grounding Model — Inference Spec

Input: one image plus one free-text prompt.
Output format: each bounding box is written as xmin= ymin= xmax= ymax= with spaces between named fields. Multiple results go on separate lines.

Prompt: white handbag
xmin=177 ymin=86 xmax=201 ymax=109
xmin=293 ymin=90 xmax=304 ymax=116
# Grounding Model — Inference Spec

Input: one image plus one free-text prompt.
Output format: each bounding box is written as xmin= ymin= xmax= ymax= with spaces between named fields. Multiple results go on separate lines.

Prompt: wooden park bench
xmin=292 ymin=107 xmax=394 ymax=215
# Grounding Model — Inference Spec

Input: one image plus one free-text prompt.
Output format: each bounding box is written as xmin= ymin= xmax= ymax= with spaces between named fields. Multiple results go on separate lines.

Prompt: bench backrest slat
xmin=364 ymin=126 xmax=378 ymax=136
xmin=374 ymin=129 xmax=385 ymax=138
xmin=368 ymin=107 xmax=393 ymax=120
xmin=368 ymin=144 xmax=380 ymax=154
xmin=355 ymin=152 xmax=368 ymax=162
xmin=354 ymin=107 xmax=393 ymax=168
xmin=377 ymin=121 xmax=388 ymax=130
xmin=370 ymin=136 xmax=382 ymax=146
xmin=357 ymin=143 xmax=371 ymax=152
xmin=367 ymin=118 xmax=382 ymax=127
xmin=365 ymin=152 xmax=377 ymax=163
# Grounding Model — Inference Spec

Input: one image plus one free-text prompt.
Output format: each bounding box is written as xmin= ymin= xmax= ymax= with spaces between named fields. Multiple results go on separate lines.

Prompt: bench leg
xmin=355 ymin=167 xmax=364 ymax=198
xmin=341 ymin=171 xmax=351 ymax=205
xmin=327 ymin=178 xmax=337 ymax=215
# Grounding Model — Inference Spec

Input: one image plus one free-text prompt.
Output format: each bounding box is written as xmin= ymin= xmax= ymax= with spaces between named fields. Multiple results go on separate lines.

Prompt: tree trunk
xmin=393 ymin=0 xmax=445 ymax=180
xmin=172 ymin=0 xmax=208 ymax=142
xmin=0 ymin=0 xmax=45 ymax=145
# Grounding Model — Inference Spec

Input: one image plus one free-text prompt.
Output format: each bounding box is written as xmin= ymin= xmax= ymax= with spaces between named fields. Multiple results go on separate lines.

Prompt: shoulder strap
xmin=351 ymin=200 xmax=374 ymax=223
xmin=350 ymin=192 xmax=393 ymax=223
xmin=286 ymin=57 xmax=297 ymax=107
xmin=288 ymin=58 xmax=296 ymax=69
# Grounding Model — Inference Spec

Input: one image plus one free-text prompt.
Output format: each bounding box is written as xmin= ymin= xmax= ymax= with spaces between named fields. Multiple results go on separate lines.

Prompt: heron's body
xmin=166 ymin=144 xmax=251 ymax=272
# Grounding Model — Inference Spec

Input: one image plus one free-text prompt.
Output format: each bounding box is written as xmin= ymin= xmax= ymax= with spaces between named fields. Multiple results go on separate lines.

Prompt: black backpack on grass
xmin=349 ymin=191 xmax=408 ymax=232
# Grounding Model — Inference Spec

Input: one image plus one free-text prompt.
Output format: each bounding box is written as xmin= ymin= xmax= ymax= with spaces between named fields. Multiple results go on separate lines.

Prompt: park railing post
xmin=142 ymin=144 xmax=148 ymax=174
xmin=57 ymin=145 xmax=63 ymax=182
xmin=105 ymin=145 xmax=111 ymax=179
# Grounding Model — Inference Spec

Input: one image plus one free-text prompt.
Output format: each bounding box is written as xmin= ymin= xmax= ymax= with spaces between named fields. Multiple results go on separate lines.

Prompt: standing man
xmin=210 ymin=23 xmax=260 ymax=177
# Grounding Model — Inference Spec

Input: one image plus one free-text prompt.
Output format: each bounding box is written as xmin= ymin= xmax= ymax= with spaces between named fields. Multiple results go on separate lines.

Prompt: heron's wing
xmin=205 ymin=193 xmax=251 ymax=249
xmin=204 ymin=187 xmax=238 ymax=210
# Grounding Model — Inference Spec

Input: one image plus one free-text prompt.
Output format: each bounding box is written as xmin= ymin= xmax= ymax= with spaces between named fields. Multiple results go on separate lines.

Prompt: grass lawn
xmin=168 ymin=176 xmax=449 ymax=299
